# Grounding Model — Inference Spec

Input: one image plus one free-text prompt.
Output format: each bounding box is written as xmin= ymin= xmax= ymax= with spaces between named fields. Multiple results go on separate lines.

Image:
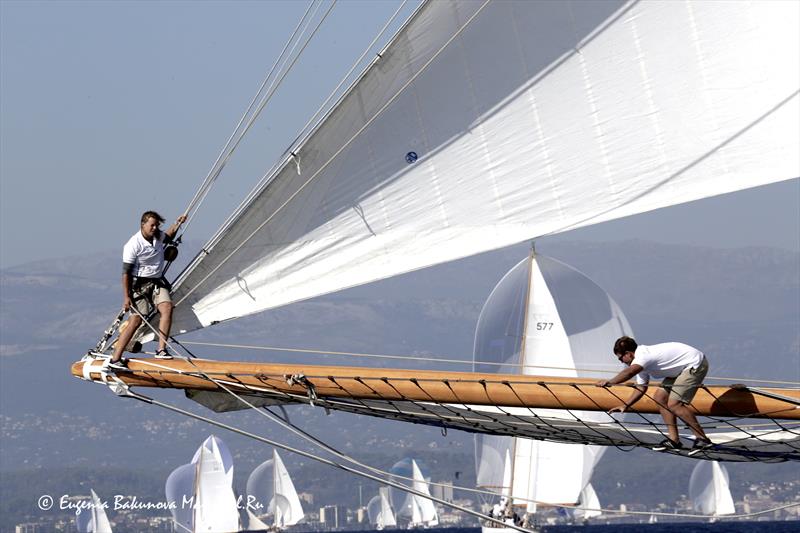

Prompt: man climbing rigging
xmin=108 ymin=211 xmax=187 ymax=370
xmin=596 ymin=336 xmax=714 ymax=455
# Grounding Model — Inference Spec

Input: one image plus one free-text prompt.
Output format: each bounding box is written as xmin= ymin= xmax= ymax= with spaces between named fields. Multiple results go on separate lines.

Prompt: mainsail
xmin=161 ymin=0 xmax=799 ymax=337
xmin=476 ymin=252 xmax=632 ymax=510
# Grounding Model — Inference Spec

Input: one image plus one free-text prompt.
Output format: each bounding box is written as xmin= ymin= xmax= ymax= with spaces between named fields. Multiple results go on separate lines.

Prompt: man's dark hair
xmin=613 ymin=336 xmax=638 ymax=356
xmin=140 ymin=211 xmax=165 ymax=225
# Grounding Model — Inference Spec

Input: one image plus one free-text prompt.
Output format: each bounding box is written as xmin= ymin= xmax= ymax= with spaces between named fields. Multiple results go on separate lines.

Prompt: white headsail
xmin=164 ymin=0 xmax=799 ymax=337
xmin=367 ymin=487 xmax=397 ymax=530
xmin=164 ymin=435 xmax=239 ymax=533
xmin=475 ymin=252 xmax=632 ymax=513
xmin=246 ymin=449 xmax=305 ymax=529
xmin=75 ymin=489 xmax=113 ymax=533
xmin=689 ymin=461 xmax=736 ymax=516
xmin=410 ymin=459 xmax=439 ymax=527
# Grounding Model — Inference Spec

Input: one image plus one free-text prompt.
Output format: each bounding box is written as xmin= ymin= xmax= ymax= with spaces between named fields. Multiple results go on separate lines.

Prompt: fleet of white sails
xmin=475 ymin=252 xmax=631 ymax=526
xmin=164 ymin=435 xmax=303 ymax=532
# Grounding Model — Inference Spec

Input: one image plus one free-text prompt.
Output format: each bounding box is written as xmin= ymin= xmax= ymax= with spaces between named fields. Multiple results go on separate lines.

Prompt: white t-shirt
xmin=631 ymin=342 xmax=705 ymax=385
xmin=122 ymin=231 xmax=166 ymax=279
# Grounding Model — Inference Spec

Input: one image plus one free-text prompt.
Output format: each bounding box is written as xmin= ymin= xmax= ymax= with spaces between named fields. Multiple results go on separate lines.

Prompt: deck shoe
xmin=652 ymin=438 xmax=683 ymax=451
xmin=108 ymin=358 xmax=130 ymax=372
xmin=687 ymin=438 xmax=714 ymax=456
xmin=154 ymin=349 xmax=174 ymax=360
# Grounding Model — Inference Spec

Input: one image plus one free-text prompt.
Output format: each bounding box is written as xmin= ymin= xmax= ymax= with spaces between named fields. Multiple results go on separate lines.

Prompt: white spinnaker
xmin=689 ymin=461 xmax=736 ymax=516
xmin=165 ymin=0 xmax=799 ymax=336
xmin=75 ymin=489 xmax=113 ymax=533
xmin=475 ymin=254 xmax=633 ymax=508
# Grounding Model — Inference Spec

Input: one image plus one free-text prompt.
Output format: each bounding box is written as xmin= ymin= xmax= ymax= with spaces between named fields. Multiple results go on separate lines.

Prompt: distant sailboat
xmin=165 ymin=435 xmax=240 ymax=533
xmin=475 ymin=252 xmax=630 ymax=527
xmin=246 ymin=449 xmax=305 ymax=531
xmin=75 ymin=489 xmax=113 ymax=533
xmin=389 ymin=458 xmax=439 ymax=528
xmin=368 ymin=487 xmax=397 ymax=530
xmin=689 ymin=461 xmax=735 ymax=517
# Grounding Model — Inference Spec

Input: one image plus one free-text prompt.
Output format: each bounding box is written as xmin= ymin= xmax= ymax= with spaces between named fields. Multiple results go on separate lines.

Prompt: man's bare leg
xmin=653 ymin=388 xmax=679 ymax=442
xmin=668 ymin=397 xmax=709 ymax=440
xmin=156 ymin=301 xmax=173 ymax=352
xmin=111 ymin=315 xmax=142 ymax=363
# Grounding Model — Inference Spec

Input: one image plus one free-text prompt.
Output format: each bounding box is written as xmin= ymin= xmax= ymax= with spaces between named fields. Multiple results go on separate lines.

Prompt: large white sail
xmin=75 ymin=489 xmax=113 ymax=533
xmin=246 ymin=449 xmax=304 ymax=529
xmin=475 ymin=252 xmax=632 ymax=511
xmin=689 ymin=461 xmax=736 ymax=516
xmin=166 ymin=0 xmax=799 ymax=336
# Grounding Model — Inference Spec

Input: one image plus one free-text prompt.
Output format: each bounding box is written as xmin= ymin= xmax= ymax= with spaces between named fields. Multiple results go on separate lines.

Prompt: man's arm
xmin=595 ymin=364 xmax=646 ymax=412
xmin=608 ymin=384 xmax=647 ymax=413
xmin=122 ymin=271 xmax=133 ymax=311
xmin=164 ymin=214 xmax=188 ymax=240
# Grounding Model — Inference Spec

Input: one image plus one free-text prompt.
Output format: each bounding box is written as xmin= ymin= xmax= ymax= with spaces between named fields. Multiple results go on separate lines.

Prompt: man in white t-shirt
xmin=109 ymin=210 xmax=186 ymax=369
xmin=595 ymin=336 xmax=713 ymax=455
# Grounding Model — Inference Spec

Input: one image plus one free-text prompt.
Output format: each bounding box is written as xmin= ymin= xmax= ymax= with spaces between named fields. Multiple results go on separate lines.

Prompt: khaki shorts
xmin=132 ymin=281 xmax=172 ymax=316
xmin=661 ymin=356 xmax=709 ymax=404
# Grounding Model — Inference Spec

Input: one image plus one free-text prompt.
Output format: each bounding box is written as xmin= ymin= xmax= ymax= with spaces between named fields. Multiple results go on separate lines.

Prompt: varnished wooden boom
xmin=71 ymin=358 xmax=800 ymax=420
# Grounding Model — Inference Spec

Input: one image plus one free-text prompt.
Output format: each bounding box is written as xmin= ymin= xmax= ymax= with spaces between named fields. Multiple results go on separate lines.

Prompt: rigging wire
xmin=173 ymin=0 xmax=494 ymax=309
xmin=181 ymin=0 xmax=321 ymax=229
xmin=119 ymin=380 xmax=800 ymax=522
xmin=186 ymin=0 xmax=339 ymax=228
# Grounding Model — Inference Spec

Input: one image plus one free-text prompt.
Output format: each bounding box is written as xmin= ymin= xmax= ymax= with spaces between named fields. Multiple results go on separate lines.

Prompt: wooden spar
xmin=71 ymin=357 xmax=800 ymax=420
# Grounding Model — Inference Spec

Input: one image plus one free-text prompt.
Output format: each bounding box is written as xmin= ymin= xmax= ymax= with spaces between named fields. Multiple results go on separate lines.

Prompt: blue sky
xmin=1 ymin=0 xmax=798 ymax=270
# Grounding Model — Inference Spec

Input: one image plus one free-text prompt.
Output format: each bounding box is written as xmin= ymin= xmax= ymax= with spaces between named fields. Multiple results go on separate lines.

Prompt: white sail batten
xmin=166 ymin=0 xmax=799 ymax=336
xmin=689 ymin=461 xmax=736 ymax=516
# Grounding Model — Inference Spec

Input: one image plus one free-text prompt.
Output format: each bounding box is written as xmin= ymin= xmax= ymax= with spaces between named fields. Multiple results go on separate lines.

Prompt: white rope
xmin=174 ymin=0 xmax=494 ymax=308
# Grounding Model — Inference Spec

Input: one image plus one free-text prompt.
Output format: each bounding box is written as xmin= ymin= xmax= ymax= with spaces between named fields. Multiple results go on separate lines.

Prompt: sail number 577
xmin=536 ymin=322 xmax=554 ymax=331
